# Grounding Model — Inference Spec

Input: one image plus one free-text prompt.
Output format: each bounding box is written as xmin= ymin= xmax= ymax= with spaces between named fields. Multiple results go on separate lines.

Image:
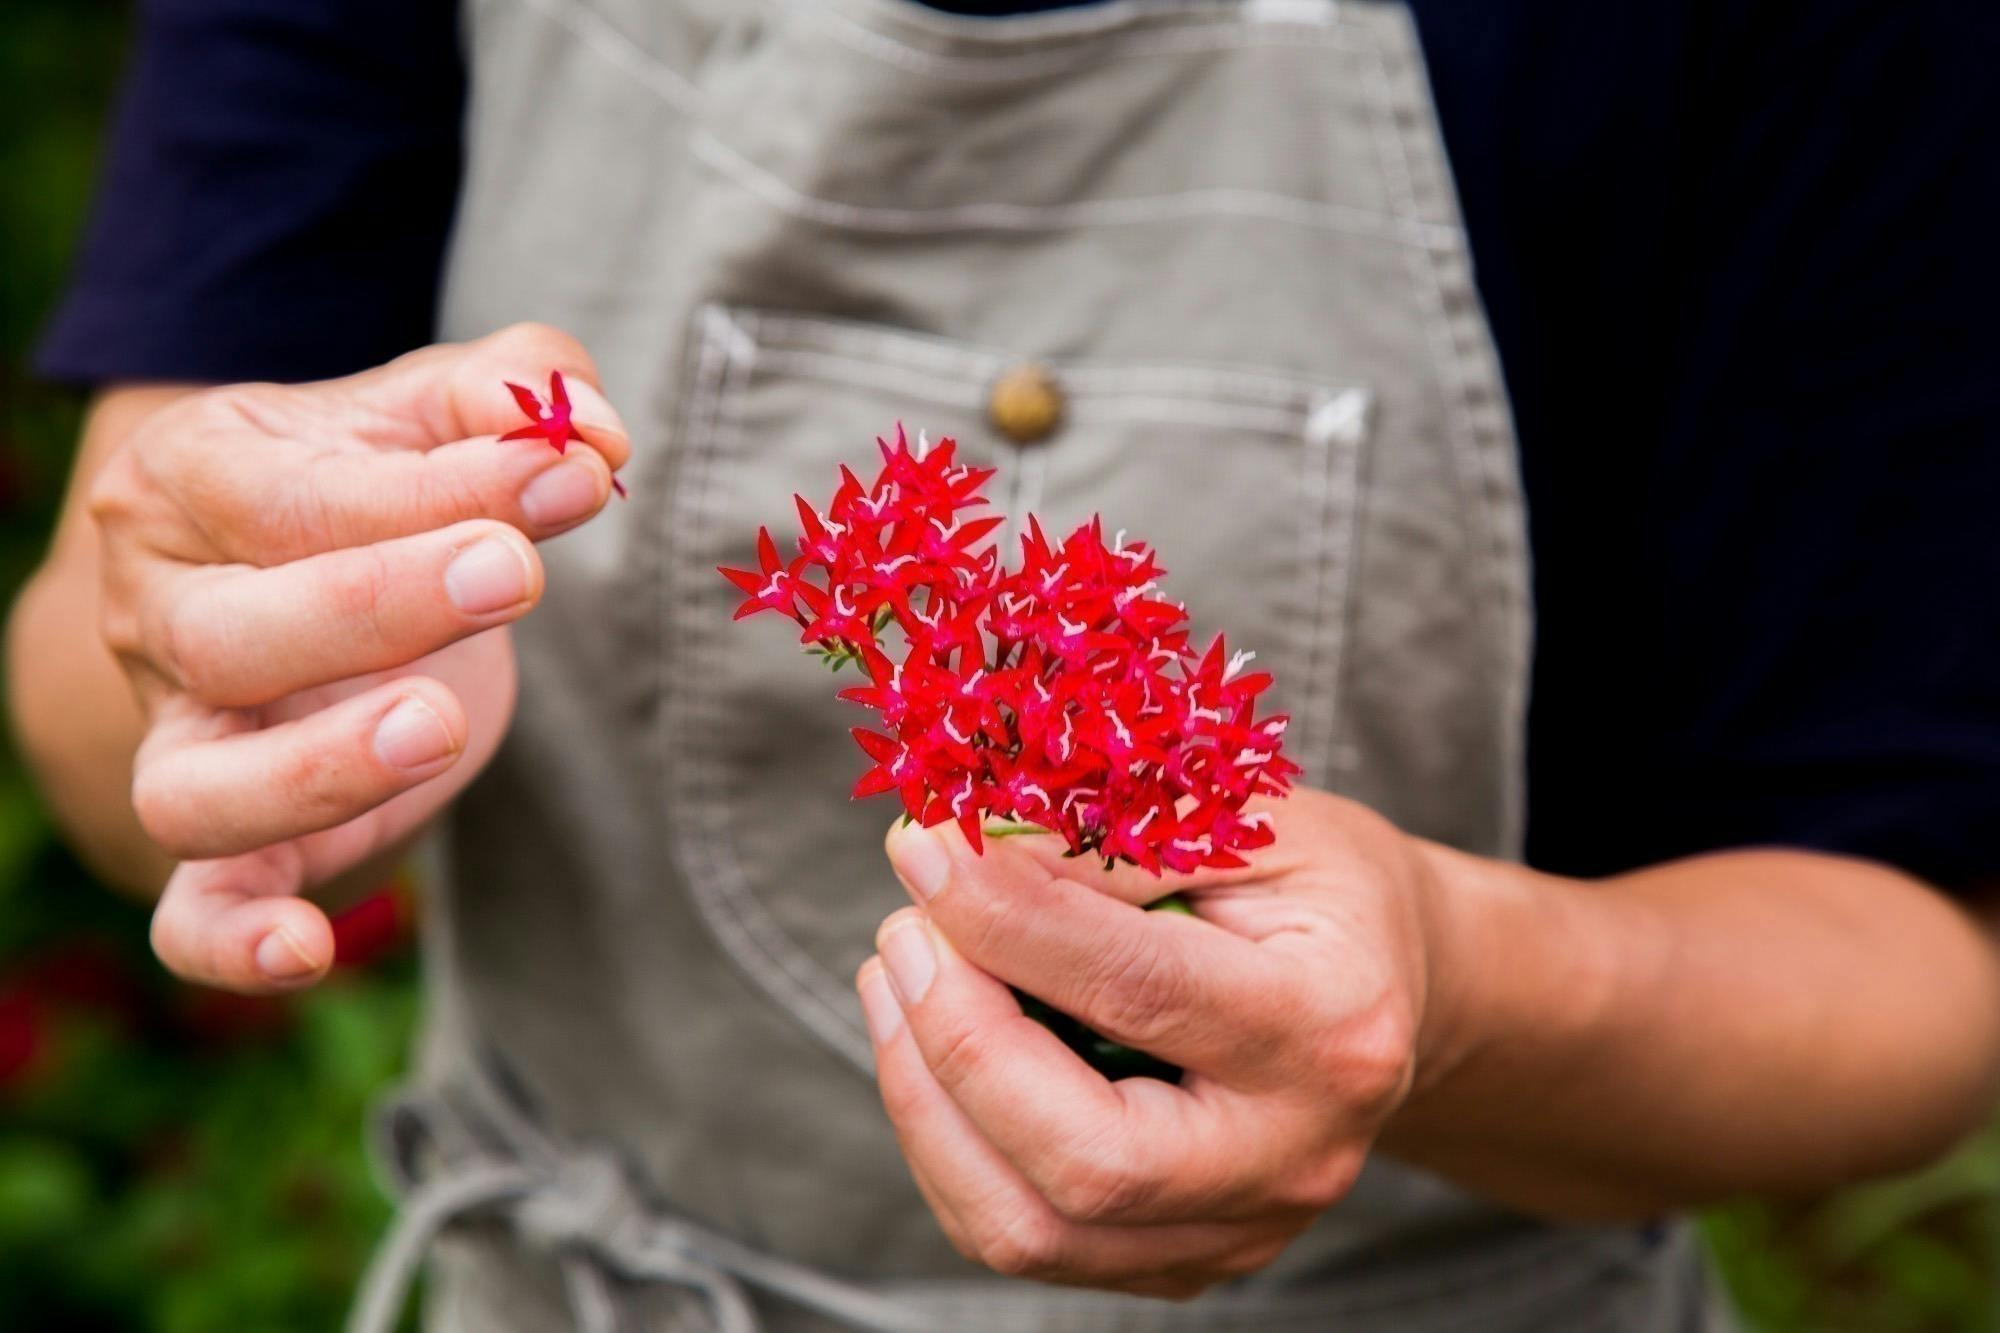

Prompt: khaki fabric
xmin=361 ymin=0 xmax=1727 ymax=1328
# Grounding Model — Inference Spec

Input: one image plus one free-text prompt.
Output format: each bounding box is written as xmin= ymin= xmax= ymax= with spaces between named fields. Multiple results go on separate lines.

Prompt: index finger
xmin=132 ymin=330 xmax=629 ymax=562
xmin=203 ymin=433 xmax=621 ymax=560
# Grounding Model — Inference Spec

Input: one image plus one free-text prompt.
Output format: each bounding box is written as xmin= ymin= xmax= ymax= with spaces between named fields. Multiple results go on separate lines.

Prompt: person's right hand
xmin=89 ymin=324 xmax=629 ymax=995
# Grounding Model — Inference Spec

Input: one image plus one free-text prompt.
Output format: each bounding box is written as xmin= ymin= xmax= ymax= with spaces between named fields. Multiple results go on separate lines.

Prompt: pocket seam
xmin=667 ymin=307 xmax=884 ymax=1071
xmin=806 ymin=0 xmax=1364 ymax=85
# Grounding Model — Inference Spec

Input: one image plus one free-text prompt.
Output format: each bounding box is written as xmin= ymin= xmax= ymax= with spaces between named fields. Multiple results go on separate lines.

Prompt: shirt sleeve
xmin=33 ymin=0 xmax=464 ymax=386
xmin=1518 ymin=0 xmax=2000 ymax=893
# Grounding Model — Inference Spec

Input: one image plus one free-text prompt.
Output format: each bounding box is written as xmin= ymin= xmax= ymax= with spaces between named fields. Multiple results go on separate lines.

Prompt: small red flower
xmin=331 ymin=887 xmax=407 ymax=969
xmin=0 ymin=986 xmax=44 ymax=1087
xmin=502 ymin=369 xmax=627 ymax=497
xmin=719 ymin=527 xmax=808 ymax=621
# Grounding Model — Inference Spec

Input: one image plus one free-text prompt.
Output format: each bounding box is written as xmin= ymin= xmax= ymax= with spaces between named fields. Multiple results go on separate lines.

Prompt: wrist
xmin=1392 ymin=840 xmax=1635 ymax=1137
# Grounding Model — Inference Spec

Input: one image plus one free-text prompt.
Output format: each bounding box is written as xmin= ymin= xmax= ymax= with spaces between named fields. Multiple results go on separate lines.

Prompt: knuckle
xmin=152 ymin=583 xmax=217 ymax=697
xmin=1309 ymin=999 xmax=1417 ymax=1119
xmin=1043 ymin=1144 xmax=1149 ymax=1224
xmin=938 ymin=1221 xmax=981 ymax=1266
xmin=939 ymin=876 xmax=1024 ymax=963
xmin=326 ymin=544 xmax=398 ymax=645
xmin=1091 ymin=935 xmax=1197 ymax=1047
xmin=1225 ymin=972 xmax=1299 ymax=1069
xmin=876 ymin=1069 xmax=928 ymax=1127
xmin=130 ymin=766 xmax=195 ymax=858
xmin=491 ymin=321 xmax=589 ymax=371
xmin=1219 ymin=1236 xmax=1291 ymax=1280
xmin=178 ymin=385 xmax=289 ymax=470
xmin=426 ymin=468 xmax=491 ymax=530
xmin=977 ymin=1211 xmax=1064 ymax=1279
xmin=84 ymin=447 xmax=150 ymax=533
xmin=273 ymin=454 xmax=348 ymax=553
xmin=97 ymin=591 xmax=144 ymax=663
xmin=926 ymin=1016 xmax=1000 ymax=1094
xmin=1271 ymin=1146 xmax=1365 ymax=1214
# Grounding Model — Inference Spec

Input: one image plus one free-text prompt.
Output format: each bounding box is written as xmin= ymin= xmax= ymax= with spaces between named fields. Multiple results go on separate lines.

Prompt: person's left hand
xmin=860 ymin=789 xmax=1443 ymax=1299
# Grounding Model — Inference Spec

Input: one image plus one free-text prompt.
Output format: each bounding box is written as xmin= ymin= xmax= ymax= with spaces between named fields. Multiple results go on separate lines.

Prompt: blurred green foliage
xmin=0 ymin=2 xmax=1993 ymax=1331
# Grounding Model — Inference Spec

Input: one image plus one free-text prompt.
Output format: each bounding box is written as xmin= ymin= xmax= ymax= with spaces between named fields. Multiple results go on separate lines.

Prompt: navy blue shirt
xmin=39 ymin=0 xmax=2000 ymax=892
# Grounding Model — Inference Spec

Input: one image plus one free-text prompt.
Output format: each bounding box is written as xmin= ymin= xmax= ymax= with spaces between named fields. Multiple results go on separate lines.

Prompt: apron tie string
xmin=345 ymin=1160 xmax=536 ymax=1333
xmin=346 ymin=1059 xmax=923 ymax=1333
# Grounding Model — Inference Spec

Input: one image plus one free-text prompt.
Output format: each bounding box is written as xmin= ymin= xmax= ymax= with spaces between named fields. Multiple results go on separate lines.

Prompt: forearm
xmin=5 ymin=386 xmax=197 ymax=896
xmin=1386 ymin=843 xmax=2000 ymax=1219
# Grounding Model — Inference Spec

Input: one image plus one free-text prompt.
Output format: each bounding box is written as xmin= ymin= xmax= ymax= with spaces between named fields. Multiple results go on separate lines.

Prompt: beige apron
xmin=351 ymin=1 xmax=1729 ymax=1328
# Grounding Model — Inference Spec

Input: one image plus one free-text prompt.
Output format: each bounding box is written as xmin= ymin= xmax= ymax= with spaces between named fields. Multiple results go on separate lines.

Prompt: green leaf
xmin=0 ymin=1136 xmax=94 ymax=1245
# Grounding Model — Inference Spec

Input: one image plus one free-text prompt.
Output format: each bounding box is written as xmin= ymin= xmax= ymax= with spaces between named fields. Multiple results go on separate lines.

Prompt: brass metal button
xmin=987 ymin=364 xmax=1064 ymax=445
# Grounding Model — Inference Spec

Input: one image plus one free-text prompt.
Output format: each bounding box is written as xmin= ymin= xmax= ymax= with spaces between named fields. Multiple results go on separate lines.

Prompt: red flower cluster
xmin=720 ymin=427 xmax=1297 ymax=873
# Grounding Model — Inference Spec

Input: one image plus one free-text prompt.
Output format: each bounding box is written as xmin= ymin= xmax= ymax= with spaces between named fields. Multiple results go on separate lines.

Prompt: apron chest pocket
xmin=661 ymin=304 xmax=1370 ymax=1067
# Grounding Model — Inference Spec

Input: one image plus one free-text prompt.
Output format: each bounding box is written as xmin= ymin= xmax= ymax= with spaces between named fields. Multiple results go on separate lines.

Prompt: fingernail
xmin=889 ymin=824 xmax=952 ymax=902
xmin=255 ymin=927 xmax=318 ymax=981
xmin=519 ymin=459 xmax=603 ymax=527
xmin=881 ymin=920 xmax=938 ymax=1005
xmin=374 ymin=697 xmax=456 ymax=772
xmin=444 ymin=537 xmax=532 ymax=615
xmin=858 ymin=962 xmax=905 ymax=1044
xmin=566 ymin=380 xmax=631 ymax=446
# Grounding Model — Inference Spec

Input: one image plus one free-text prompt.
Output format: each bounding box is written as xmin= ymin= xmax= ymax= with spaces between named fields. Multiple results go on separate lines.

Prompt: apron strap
xmin=346 ymin=1159 xmax=536 ymax=1333
xmin=347 ymin=1058 xmax=927 ymax=1333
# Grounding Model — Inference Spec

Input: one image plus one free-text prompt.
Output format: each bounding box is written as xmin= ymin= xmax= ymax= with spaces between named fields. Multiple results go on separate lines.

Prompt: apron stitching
xmin=748 ymin=309 xmax=1370 ymax=413
xmin=828 ymin=0 xmax=1347 ymax=49
xmin=709 ymin=315 xmax=1374 ymax=451
xmin=798 ymin=2 xmax=1362 ymax=82
xmin=1061 ymin=365 xmax=1330 ymax=404
xmin=750 ymin=315 xmax=1008 ymax=379
xmin=1295 ymin=394 xmax=1367 ymax=771
xmin=1316 ymin=407 xmax=1368 ymax=770
xmin=492 ymin=1 xmax=1455 ymax=244
xmin=710 ymin=312 xmax=912 ymax=1060
xmin=1386 ymin=15 xmax=1534 ymax=854
xmin=1354 ymin=14 xmax=1530 ymax=855
xmin=1067 ymin=398 xmax=1309 ymax=435
xmin=499 ymin=0 xmax=1445 ymax=248
xmin=707 ymin=311 xmax=882 ymax=1067
xmin=693 ymin=129 xmax=1454 ymax=246
xmin=514 ymin=0 xmax=700 ymax=113
xmin=870 ymin=1226 xmax=1660 ymax=1326
xmin=753 ymin=348 xmax=1003 ymax=410
xmin=1296 ymin=417 xmax=1337 ymax=766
